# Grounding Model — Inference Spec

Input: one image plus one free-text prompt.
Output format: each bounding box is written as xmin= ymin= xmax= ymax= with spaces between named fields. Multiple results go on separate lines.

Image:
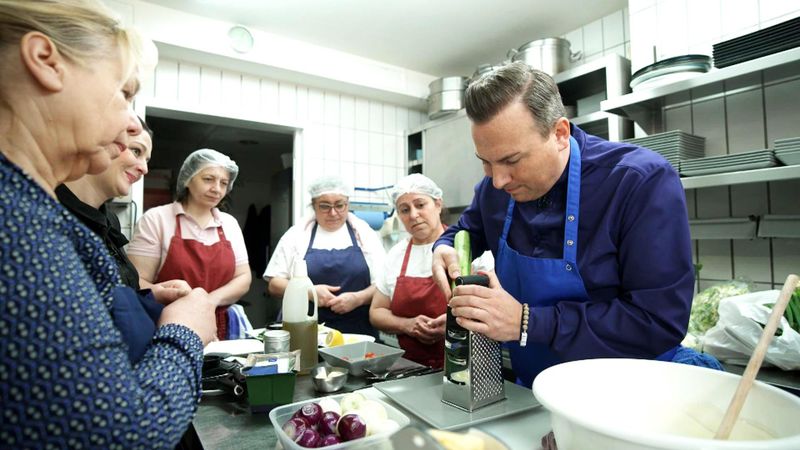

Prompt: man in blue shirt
xmin=433 ymin=62 xmax=704 ymax=388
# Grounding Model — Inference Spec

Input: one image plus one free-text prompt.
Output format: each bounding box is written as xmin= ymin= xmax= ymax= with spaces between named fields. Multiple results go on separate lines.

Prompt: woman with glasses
xmin=128 ymin=149 xmax=252 ymax=341
xmin=264 ymin=175 xmax=385 ymax=338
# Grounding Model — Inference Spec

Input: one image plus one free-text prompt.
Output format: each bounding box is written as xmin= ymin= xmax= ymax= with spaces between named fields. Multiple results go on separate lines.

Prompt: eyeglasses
xmin=316 ymin=202 xmax=348 ymax=213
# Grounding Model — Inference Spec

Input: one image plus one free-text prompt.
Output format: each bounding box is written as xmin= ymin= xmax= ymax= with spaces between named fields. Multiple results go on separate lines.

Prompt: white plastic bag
xmin=703 ymin=290 xmax=800 ymax=370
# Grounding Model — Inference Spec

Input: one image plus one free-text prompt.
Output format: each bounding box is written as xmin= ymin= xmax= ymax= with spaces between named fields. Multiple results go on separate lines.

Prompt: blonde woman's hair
xmin=0 ymin=0 xmax=144 ymax=82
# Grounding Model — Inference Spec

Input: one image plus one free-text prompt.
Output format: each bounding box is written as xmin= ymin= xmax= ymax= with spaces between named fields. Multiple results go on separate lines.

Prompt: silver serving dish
xmin=318 ymin=341 xmax=404 ymax=376
xmin=630 ymin=54 xmax=712 ymax=91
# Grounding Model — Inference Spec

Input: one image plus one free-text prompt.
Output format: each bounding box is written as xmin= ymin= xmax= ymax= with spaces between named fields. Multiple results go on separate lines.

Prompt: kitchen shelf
xmin=680 ymin=165 xmax=800 ymax=189
xmin=689 ymin=217 xmax=757 ymax=240
xmin=601 ymin=46 xmax=800 ymax=133
xmin=556 ymin=53 xmax=632 ymax=141
xmin=758 ymin=214 xmax=800 ymax=238
xmin=570 ymin=111 xmax=614 ymax=127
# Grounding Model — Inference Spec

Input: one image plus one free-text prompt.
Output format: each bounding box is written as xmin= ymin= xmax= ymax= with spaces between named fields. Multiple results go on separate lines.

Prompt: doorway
xmin=143 ymin=107 xmax=295 ymax=327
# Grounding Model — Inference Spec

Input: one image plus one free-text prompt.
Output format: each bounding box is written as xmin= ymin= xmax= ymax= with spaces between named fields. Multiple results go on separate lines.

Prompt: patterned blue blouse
xmin=0 ymin=154 xmax=204 ymax=449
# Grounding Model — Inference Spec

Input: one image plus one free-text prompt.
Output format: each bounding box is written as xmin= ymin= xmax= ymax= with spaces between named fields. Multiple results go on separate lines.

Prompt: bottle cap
xmin=293 ymin=259 xmax=308 ymax=278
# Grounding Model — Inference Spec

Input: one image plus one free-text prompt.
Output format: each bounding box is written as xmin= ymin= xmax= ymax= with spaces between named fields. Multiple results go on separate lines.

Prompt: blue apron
xmin=304 ymin=221 xmax=377 ymax=338
xmin=497 ymin=136 xmax=679 ymax=388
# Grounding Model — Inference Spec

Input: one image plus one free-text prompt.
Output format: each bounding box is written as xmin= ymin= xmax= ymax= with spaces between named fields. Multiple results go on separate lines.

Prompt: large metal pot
xmin=471 ymin=63 xmax=502 ymax=82
xmin=508 ymin=38 xmax=581 ymax=76
xmin=427 ymin=76 xmax=468 ymax=120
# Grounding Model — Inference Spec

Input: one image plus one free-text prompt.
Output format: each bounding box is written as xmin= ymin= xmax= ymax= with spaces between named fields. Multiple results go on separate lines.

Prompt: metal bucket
xmin=427 ymin=76 xmax=468 ymax=120
xmin=508 ymin=38 xmax=581 ymax=76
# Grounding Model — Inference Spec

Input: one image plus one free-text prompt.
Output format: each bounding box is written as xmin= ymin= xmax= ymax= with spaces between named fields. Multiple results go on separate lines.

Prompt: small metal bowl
xmin=310 ymin=364 xmax=348 ymax=393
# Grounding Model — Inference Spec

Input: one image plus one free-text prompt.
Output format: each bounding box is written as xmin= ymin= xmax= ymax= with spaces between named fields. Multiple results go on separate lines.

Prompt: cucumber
xmin=451 ymin=230 xmax=472 ymax=291
xmin=453 ymin=230 xmax=472 ymax=276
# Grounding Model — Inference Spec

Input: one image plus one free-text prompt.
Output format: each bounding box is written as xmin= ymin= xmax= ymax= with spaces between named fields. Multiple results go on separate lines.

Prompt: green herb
xmin=765 ymin=286 xmax=800 ymax=333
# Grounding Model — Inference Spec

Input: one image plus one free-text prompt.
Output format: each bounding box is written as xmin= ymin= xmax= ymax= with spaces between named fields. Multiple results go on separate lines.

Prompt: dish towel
xmin=226 ymin=304 xmax=254 ymax=340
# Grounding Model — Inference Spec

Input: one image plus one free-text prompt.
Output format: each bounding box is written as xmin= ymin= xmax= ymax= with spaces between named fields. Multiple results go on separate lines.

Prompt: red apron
xmin=390 ymin=239 xmax=448 ymax=368
xmin=156 ymin=214 xmax=235 ymax=340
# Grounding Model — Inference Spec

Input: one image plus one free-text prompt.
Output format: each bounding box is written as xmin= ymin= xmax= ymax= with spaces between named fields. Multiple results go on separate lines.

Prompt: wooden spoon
xmin=714 ymin=273 xmax=799 ymax=440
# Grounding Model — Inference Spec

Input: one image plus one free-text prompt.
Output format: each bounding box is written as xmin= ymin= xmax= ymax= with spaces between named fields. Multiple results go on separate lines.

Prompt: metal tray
xmin=374 ymin=372 xmax=540 ymax=430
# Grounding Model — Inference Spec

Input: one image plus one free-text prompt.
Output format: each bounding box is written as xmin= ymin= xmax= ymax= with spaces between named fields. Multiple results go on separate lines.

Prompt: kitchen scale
xmin=374 ymin=372 xmax=540 ymax=430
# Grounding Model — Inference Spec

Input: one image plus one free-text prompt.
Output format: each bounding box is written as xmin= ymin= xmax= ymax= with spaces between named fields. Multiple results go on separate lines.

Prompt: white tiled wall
xmin=562 ymin=8 xmax=632 ymax=65
xmin=628 ymin=0 xmax=800 ymax=72
xmin=145 ymin=58 xmax=426 ymax=221
xmin=628 ymin=0 xmax=800 ymax=290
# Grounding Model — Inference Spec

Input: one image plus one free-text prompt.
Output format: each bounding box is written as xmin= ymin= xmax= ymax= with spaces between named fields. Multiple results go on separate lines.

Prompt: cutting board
xmin=374 ymin=372 xmax=540 ymax=430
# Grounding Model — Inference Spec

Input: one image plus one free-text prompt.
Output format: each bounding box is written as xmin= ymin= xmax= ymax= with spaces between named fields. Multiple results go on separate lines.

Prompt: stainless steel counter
xmin=192 ymin=359 xmax=800 ymax=450
xmin=193 ymin=361 xmax=551 ymax=450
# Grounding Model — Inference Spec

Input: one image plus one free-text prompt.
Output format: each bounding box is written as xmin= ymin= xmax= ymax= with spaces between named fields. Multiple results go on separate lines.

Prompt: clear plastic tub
xmin=268 ymin=392 xmax=410 ymax=449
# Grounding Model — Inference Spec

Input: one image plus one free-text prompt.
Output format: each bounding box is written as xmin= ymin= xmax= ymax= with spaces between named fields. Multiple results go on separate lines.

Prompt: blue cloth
xmin=672 ymin=346 xmax=724 ymax=371
xmin=1 ymin=154 xmax=203 ymax=449
xmin=304 ymin=221 xmax=376 ymax=337
xmin=226 ymin=304 xmax=252 ymax=340
xmin=109 ymin=286 xmax=164 ymax=363
xmin=436 ymin=125 xmax=694 ymax=374
xmin=56 ymin=184 xmax=164 ymax=363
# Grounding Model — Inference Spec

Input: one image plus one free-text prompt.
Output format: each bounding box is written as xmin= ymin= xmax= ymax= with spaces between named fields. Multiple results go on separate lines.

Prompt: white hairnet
xmin=308 ymin=175 xmax=353 ymax=198
xmin=391 ymin=173 xmax=443 ymax=204
xmin=177 ymin=149 xmax=239 ymax=198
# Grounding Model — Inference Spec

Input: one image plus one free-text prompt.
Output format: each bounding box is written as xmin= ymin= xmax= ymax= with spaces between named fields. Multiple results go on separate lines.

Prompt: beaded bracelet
xmin=520 ymin=303 xmax=529 ymax=347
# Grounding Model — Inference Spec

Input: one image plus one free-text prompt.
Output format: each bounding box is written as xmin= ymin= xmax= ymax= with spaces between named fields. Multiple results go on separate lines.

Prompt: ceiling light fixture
xmin=228 ymin=25 xmax=254 ymax=54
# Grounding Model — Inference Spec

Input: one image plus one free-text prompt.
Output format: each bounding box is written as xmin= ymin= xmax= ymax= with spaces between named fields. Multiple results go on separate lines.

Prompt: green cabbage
xmin=688 ymin=281 xmax=750 ymax=335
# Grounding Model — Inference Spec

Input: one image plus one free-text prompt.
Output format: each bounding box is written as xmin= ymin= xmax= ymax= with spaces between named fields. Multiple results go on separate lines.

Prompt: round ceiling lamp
xmin=228 ymin=25 xmax=254 ymax=54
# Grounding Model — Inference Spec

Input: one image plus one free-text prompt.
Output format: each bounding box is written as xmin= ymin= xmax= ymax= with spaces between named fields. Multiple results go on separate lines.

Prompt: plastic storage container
xmin=268 ymin=392 xmax=411 ymax=450
xmin=244 ymin=369 xmax=296 ymax=413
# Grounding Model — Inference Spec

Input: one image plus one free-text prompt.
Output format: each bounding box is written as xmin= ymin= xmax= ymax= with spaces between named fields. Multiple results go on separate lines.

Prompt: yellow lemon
xmin=325 ymin=329 xmax=344 ymax=347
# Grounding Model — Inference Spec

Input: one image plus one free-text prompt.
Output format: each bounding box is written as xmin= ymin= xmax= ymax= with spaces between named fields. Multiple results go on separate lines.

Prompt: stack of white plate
xmin=623 ymin=130 xmax=705 ymax=172
xmin=774 ymin=137 xmax=800 ymax=165
xmin=680 ymin=149 xmax=777 ymax=177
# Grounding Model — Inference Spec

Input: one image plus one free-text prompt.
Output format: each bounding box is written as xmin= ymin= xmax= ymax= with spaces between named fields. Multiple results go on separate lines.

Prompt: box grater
xmin=441 ymin=275 xmax=506 ymax=412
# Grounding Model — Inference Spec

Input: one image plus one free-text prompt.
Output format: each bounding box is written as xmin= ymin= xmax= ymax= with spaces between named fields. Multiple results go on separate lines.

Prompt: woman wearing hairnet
xmin=128 ymin=149 xmax=252 ymax=340
xmin=264 ymin=175 xmax=385 ymax=338
xmin=369 ymin=174 xmax=448 ymax=368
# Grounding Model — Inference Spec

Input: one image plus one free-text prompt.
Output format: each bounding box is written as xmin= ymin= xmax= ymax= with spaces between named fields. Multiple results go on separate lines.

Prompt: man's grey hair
xmin=464 ymin=61 xmax=566 ymax=137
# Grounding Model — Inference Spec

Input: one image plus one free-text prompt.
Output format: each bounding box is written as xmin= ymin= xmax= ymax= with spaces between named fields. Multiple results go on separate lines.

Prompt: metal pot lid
xmin=517 ymin=37 xmax=571 ymax=52
xmin=631 ymin=54 xmax=712 ymax=83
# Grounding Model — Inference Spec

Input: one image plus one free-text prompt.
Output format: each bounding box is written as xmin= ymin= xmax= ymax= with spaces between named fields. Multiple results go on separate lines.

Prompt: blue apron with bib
xmin=497 ymin=136 xmax=679 ymax=388
xmin=304 ymin=221 xmax=377 ymax=338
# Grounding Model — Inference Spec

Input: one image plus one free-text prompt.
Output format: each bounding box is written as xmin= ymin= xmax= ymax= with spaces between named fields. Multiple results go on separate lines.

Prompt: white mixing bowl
xmin=532 ymin=358 xmax=800 ymax=450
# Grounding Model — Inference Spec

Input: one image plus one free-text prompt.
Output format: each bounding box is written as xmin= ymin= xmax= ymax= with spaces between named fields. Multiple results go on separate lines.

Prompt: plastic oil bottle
xmin=282 ymin=259 xmax=318 ymax=373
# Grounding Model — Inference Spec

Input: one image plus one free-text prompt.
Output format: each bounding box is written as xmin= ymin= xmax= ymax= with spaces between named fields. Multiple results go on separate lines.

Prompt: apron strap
xmin=500 ymin=198 xmax=516 ymax=241
xmin=306 ymin=222 xmax=319 ymax=253
xmin=344 ymin=220 xmax=358 ymax=246
xmin=563 ymin=136 xmax=581 ymax=264
xmin=399 ymin=239 xmax=413 ymax=277
xmin=216 ymin=220 xmax=227 ymax=241
xmin=174 ymin=215 xmax=183 ymax=239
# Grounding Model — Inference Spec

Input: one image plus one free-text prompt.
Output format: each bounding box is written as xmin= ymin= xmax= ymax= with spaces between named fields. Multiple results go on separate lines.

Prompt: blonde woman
xmin=0 ymin=1 xmax=216 ymax=447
